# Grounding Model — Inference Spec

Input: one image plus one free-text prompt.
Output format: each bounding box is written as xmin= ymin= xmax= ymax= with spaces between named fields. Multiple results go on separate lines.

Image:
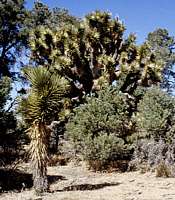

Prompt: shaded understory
xmin=0 ymin=169 xmax=65 ymax=193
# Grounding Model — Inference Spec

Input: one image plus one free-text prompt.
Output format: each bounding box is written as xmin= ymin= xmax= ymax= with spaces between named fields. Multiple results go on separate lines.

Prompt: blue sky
xmin=26 ymin=0 xmax=175 ymax=44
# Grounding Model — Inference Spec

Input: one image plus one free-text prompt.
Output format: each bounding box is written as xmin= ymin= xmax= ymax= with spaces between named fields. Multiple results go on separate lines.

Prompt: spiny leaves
xmin=29 ymin=11 xmax=165 ymax=97
xmin=29 ymin=11 xmax=126 ymax=93
xmin=119 ymin=42 xmax=164 ymax=94
xmin=21 ymin=66 xmax=70 ymax=123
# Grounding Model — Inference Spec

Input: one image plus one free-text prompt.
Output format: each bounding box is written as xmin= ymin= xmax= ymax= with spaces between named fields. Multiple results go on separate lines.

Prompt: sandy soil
xmin=1 ymin=163 xmax=175 ymax=200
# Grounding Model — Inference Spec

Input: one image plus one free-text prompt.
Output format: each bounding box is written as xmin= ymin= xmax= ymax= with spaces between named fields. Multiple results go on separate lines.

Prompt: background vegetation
xmin=1 ymin=0 xmax=175 ymax=194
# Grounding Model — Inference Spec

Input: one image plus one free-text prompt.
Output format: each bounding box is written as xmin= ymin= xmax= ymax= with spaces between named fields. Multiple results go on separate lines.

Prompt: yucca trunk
xmin=29 ymin=121 xmax=50 ymax=193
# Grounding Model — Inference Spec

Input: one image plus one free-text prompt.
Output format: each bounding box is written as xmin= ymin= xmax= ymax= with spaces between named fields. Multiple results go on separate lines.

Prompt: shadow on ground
xmin=54 ymin=182 xmax=121 ymax=192
xmin=0 ymin=169 xmax=66 ymax=193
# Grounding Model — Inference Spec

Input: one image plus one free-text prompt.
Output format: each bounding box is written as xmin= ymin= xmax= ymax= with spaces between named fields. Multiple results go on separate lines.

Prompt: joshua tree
xmin=29 ymin=11 xmax=164 ymax=98
xmin=20 ymin=66 xmax=70 ymax=193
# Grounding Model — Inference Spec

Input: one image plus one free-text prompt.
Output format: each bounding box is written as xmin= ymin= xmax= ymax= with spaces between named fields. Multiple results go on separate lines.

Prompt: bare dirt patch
xmin=1 ymin=163 xmax=175 ymax=200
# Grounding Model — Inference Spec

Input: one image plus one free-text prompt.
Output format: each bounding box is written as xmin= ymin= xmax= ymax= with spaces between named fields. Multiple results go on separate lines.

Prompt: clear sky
xmin=26 ymin=0 xmax=175 ymax=44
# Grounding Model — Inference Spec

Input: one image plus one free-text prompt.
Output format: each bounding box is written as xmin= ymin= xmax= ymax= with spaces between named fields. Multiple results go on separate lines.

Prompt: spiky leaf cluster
xmin=20 ymin=66 xmax=70 ymax=124
xmin=29 ymin=11 xmax=165 ymax=98
xmin=29 ymin=11 xmax=126 ymax=93
xmin=119 ymin=42 xmax=163 ymax=94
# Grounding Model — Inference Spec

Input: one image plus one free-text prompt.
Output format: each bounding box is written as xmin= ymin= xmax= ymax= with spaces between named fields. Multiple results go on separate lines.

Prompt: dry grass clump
xmin=156 ymin=161 xmax=171 ymax=177
xmin=48 ymin=154 xmax=69 ymax=166
xmin=87 ymin=160 xmax=129 ymax=172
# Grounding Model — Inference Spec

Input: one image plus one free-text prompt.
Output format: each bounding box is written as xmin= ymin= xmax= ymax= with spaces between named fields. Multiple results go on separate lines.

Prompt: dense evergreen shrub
xmin=65 ymin=87 xmax=133 ymax=170
xmin=134 ymin=87 xmax=175 ymax=141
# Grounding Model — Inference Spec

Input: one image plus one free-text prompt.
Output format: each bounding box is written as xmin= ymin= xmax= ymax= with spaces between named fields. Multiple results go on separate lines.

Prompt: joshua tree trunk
xmin=29 ymin=121 xmax=50 ymax=193
xmin=33 ymin=159 xmax=48 ymax=193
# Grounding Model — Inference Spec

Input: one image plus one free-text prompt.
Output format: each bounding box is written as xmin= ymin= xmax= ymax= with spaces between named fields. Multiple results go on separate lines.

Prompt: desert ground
xmin=0 ymin=163 xmax=175 ymax=200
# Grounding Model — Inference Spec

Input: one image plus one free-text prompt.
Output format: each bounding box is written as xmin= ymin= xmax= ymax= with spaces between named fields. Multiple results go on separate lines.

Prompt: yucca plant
xmin=20 ymin=66 xmax=70 ymax=193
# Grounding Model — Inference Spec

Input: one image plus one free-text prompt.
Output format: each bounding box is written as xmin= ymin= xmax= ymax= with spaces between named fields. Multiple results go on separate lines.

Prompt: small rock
xmin=129 ymin=179 xmax=135 ymax=182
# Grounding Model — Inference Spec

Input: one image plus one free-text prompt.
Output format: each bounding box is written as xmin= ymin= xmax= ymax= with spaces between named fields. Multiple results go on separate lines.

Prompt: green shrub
xmin=65 ymin=87 xmax=132 ymax=170
xmin=134 ymin=87 xmax=175 ymax=141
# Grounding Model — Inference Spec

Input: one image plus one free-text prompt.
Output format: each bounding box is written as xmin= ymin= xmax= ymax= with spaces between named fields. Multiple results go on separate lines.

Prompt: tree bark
xmin=33 ymin=160 xmax=48 ymax=194
xmin=29 ymin=121 xmax=50 ymax=194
